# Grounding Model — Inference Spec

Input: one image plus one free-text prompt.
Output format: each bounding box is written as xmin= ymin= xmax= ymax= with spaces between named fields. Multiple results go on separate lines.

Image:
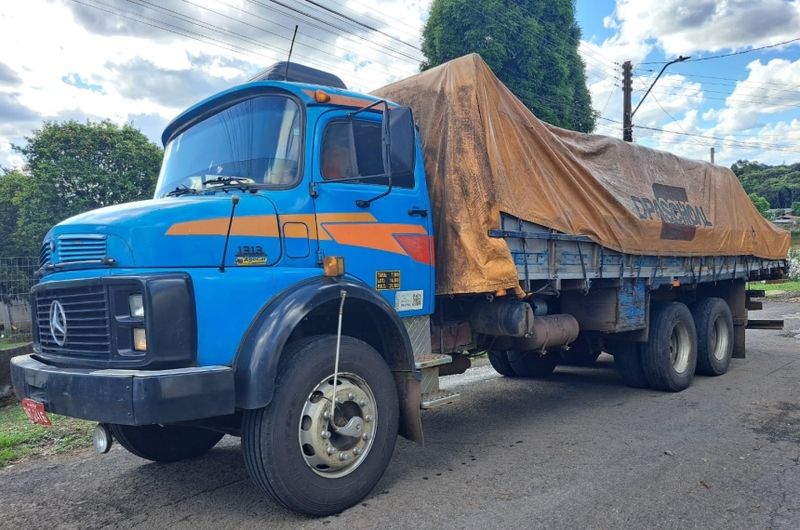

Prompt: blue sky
xmin=0 ymin=0 xmax=798 ymax=168
xmin=574 ymin=0 xmax=800 ymax=165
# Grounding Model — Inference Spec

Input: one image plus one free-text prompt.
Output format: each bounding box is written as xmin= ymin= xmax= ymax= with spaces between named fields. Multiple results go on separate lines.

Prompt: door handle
xmin=408 ymin=207 xmax=428 ymax=218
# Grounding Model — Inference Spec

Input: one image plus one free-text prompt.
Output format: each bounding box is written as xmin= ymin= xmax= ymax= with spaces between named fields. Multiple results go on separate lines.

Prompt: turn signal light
xmin=324 ymin=256 xmax=345 ymax=277
xmin=133 ymin=328 xmax=147 ymax=351
xmin=314 ymin=89 xmax=331 ymax=103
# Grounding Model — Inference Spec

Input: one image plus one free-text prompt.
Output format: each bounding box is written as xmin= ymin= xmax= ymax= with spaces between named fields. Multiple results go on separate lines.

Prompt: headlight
xmin=129 ymin=294 xmax=144 ymax=318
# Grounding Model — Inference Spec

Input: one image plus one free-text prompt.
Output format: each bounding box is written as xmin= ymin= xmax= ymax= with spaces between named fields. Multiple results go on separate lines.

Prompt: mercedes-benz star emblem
xmin=49 ymin=300 xmax=67 ymax=347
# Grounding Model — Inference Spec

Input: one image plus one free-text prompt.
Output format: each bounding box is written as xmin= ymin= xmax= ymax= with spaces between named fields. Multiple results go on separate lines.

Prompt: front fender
xmin=233 ymin=275 xmax=417 ymax=410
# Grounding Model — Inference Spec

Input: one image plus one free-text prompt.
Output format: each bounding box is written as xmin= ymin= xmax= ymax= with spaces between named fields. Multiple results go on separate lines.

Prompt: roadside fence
xmin=0 ymin=257 xmax=37 ymax=342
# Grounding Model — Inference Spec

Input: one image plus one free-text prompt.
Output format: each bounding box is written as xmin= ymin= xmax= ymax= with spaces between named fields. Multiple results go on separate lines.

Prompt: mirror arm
xmin=355 ymin=176 xmax=392 ymax=208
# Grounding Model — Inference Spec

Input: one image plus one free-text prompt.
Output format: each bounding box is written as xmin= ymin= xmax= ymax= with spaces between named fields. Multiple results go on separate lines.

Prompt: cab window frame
xmin=319 ymin=115 xmax=415 ymax=189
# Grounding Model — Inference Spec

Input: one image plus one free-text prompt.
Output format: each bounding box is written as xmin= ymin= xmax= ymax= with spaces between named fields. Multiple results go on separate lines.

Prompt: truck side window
xmin=321 ymin=119 xmax=414 ymax=188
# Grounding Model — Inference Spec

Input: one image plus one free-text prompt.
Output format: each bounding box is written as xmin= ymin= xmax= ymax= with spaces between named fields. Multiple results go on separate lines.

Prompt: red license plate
xmin=21 ymin=398 xmax=51 ymax=427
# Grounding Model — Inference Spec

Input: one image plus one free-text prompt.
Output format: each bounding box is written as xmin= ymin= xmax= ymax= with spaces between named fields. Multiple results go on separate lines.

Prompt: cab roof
xmin=161 ymin=80 xmax=388 ymax=146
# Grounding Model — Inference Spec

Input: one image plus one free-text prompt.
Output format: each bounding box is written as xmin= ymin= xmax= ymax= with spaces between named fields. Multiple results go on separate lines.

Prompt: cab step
xmin=421 ymin=390 xmax=460 ymax=409
xmin=415 ymin=353 xmax=453 ymax=370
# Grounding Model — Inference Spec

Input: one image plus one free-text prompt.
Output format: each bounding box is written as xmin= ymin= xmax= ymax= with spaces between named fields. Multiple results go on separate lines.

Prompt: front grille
xmin=57 ymin=234 xmax=107 ymax=264
xmin=35 ymin=285 xmax=111 ymax=358
xmin=40 ymin=241 xmax=52 ymax=268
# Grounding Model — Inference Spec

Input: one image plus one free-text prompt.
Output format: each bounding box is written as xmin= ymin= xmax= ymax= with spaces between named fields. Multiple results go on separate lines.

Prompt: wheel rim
xmin=298 ymin=372 xmax=377 ymax=478
xmin=670 ymin=321 xmax=691 ymax=374
xmin=711 ymin=315 xmax=731 ymax=361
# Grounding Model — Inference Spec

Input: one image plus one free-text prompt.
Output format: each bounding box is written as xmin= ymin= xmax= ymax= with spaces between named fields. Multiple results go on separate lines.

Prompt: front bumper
xmin=10 ymin=355 xmax=235 ymax=425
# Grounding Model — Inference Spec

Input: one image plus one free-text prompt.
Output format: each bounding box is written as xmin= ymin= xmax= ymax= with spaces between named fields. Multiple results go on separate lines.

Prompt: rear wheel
xmin=487 ymin=350 xmax=517 ymax=377
xmin=692 ymin=297 xmax=734 ymax=376
xmin=506 ymin=350 xmax=558 ymax=378
xmin=609 ymin=341 xmax=649 ymax=388
xmin=241 ymin=335 xmax=398 ymax=516
xmin=641 ymin=302 xmax=698 ymax=392
xmin=109 ymin=424 xmax=223 ymax=463
xmin=559 ymin=334 xmax=602 ymax=366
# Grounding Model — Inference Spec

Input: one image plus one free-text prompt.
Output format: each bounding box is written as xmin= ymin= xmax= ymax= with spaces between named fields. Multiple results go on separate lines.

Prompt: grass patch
xmin=0 ymin=404 xmax=92 ymax=467
xmin=0 ymin=338 xmax=30 ymax=350
xmin=748 ymin=281 xmax=800 ymax=293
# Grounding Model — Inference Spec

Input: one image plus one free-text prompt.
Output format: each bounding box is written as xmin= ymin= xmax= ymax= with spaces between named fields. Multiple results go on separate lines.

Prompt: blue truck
xmin=11 ymin=62 xmax=788 ymax=516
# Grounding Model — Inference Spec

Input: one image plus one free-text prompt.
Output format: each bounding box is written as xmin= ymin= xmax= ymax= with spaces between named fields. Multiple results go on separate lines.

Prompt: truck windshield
xmin=155 ymin=95 xmax=302 ymax=197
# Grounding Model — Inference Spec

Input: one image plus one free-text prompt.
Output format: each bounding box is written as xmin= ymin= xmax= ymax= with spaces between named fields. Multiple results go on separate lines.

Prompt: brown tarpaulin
xmin=372 ymin=54 xmax=790 ymax=295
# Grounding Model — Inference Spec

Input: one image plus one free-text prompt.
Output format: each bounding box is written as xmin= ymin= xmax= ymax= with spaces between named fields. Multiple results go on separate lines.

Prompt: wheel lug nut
xmin=321 ymin=431 xmax=330 ymax=439
xmin=348 ymin=392 xmax=355 ymax=400
xmin=323 ymin=410 xmax=331 ymax=419
xmin=359 ymin=400 xmax=367 ymax=407
xmin=353 ymin=448 xmax=362 ymax=455
xmin=339 ymin=453 xmax=347 ymax=461
xmin=362 ymin=433 xmax=370 ymax=441
xmin=327 ymin=447 xmax=335 ymax=455
xmin=364 ymin=415 xmax=373 ymax=423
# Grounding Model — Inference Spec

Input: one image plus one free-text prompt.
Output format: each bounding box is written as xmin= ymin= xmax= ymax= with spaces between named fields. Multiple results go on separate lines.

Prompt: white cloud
xmin=0 ymin=0 xmax=431 ymax=168
xmin=607 ymin=0 xmax=800 ymax=57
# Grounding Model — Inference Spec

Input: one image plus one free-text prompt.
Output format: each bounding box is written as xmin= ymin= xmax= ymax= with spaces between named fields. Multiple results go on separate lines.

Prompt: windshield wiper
xmin=202 ymin=176 xmax=256 ymax=188
xmin=165 ymin=185 xmax=199 ymax=197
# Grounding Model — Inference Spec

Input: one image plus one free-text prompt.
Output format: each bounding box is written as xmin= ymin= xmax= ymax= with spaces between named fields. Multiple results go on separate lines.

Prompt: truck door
xmin=311 ymin=107 xmax=434 ymax=316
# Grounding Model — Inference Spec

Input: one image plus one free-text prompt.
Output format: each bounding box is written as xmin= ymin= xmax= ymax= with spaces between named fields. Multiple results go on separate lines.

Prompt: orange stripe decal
xmin=323 ymin=223 xmax=427 ymax=255
xmin=166 ymin=215 xmax=279 ymax=237
xmin=166 ymin=212 xmax=430 ymax=259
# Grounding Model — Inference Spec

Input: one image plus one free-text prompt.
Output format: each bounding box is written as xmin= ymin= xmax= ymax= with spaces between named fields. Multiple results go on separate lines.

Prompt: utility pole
xmin=623 ymin=55 xmax=690 ymax=143
xmin=622 ymin=61 xmax=633 ymax=142
xmin=710 ymin=147 xmax=715 ymax=164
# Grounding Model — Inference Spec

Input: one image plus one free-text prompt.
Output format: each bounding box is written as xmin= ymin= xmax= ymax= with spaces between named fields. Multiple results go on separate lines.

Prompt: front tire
xmin=241 ymin=335 xmax=398 ymax=516
xmin=692 ymin=297 xmax=733 ymax=376
xmin=641 ymin=302 xmax=698 ymax=392
xmin=109 ymin=424 xmax=223 ymax=463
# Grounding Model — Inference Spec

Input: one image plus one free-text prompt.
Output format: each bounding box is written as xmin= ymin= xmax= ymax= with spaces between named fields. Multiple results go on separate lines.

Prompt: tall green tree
xmin=421 ymin=0 xmax=595 ymax=132
xmin=748 ymin=193 xmax=772 ymax=220
xmin=2 ymin=120 xmax=163 ymax=256
xmin=732 ymin=159 xmax=800 ymax=209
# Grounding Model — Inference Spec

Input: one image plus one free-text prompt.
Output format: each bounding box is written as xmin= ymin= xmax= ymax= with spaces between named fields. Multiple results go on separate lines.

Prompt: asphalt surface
xmin=2 ymin=299 xmax=799 ymax=529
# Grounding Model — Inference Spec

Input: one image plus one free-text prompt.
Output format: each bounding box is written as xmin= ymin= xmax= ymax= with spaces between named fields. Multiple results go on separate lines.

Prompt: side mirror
xmin=382 ymin=106 xmax=415 ymax=177
xmin=355 ymin=105 xmax=415 ymax=208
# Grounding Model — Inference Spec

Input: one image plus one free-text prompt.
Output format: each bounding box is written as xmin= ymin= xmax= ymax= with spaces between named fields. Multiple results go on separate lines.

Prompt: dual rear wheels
xmin=487 ymin=333 xmax=600 ymax=378
xmin=613 ymin=297 xmax=733 ymax=391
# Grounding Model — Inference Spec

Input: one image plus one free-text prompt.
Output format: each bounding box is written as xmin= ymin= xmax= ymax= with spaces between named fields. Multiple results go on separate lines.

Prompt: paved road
xmin=2 ymin=300 xmax=799 ymax=529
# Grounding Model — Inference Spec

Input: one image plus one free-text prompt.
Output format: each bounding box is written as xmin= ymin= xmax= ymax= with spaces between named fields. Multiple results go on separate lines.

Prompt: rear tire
xmin=506 ymin=350 xmax=558 ymax=378
xmin=641 ymin=302 xmax=698 ymax=392
xmin=692 ymin=297 xmax=734 ymax=376
xmin=610 ymin=341 xmax=649 ymax=388
xmin=109 ymin=424 xmax=223 ymax=463
xmin=488 ymin=350 xmax=517 ymax=377
xmin=241 ymin=335 xmax=398 ymax=516
xmin=559 ymin=334 xmax=602 ymax=366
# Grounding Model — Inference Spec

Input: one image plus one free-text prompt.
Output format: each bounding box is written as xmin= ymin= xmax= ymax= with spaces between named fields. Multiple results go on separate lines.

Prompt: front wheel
xmin=109 ymin=424 xmax=223 ymax=463
xmin=241 ymin=335 xmax=398 ymax=516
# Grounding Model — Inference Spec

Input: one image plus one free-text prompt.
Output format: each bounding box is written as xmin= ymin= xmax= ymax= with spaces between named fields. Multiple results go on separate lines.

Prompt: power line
xmin=300 ymin=0 xmax=421 ymax=52
xmin=210 ymin=0 xmax=417 ymax=69
xmin=597 ymin=116 xmax=800 ymax=151
xmin=640 ymin=35 xmax=800 ymax=65
xmin=254 ymin=0 xmax=424 ymax=63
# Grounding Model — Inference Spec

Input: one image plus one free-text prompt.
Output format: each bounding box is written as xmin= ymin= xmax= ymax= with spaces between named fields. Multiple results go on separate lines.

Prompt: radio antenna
xmin=284 ymin=25 xmax=299 ymax=81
